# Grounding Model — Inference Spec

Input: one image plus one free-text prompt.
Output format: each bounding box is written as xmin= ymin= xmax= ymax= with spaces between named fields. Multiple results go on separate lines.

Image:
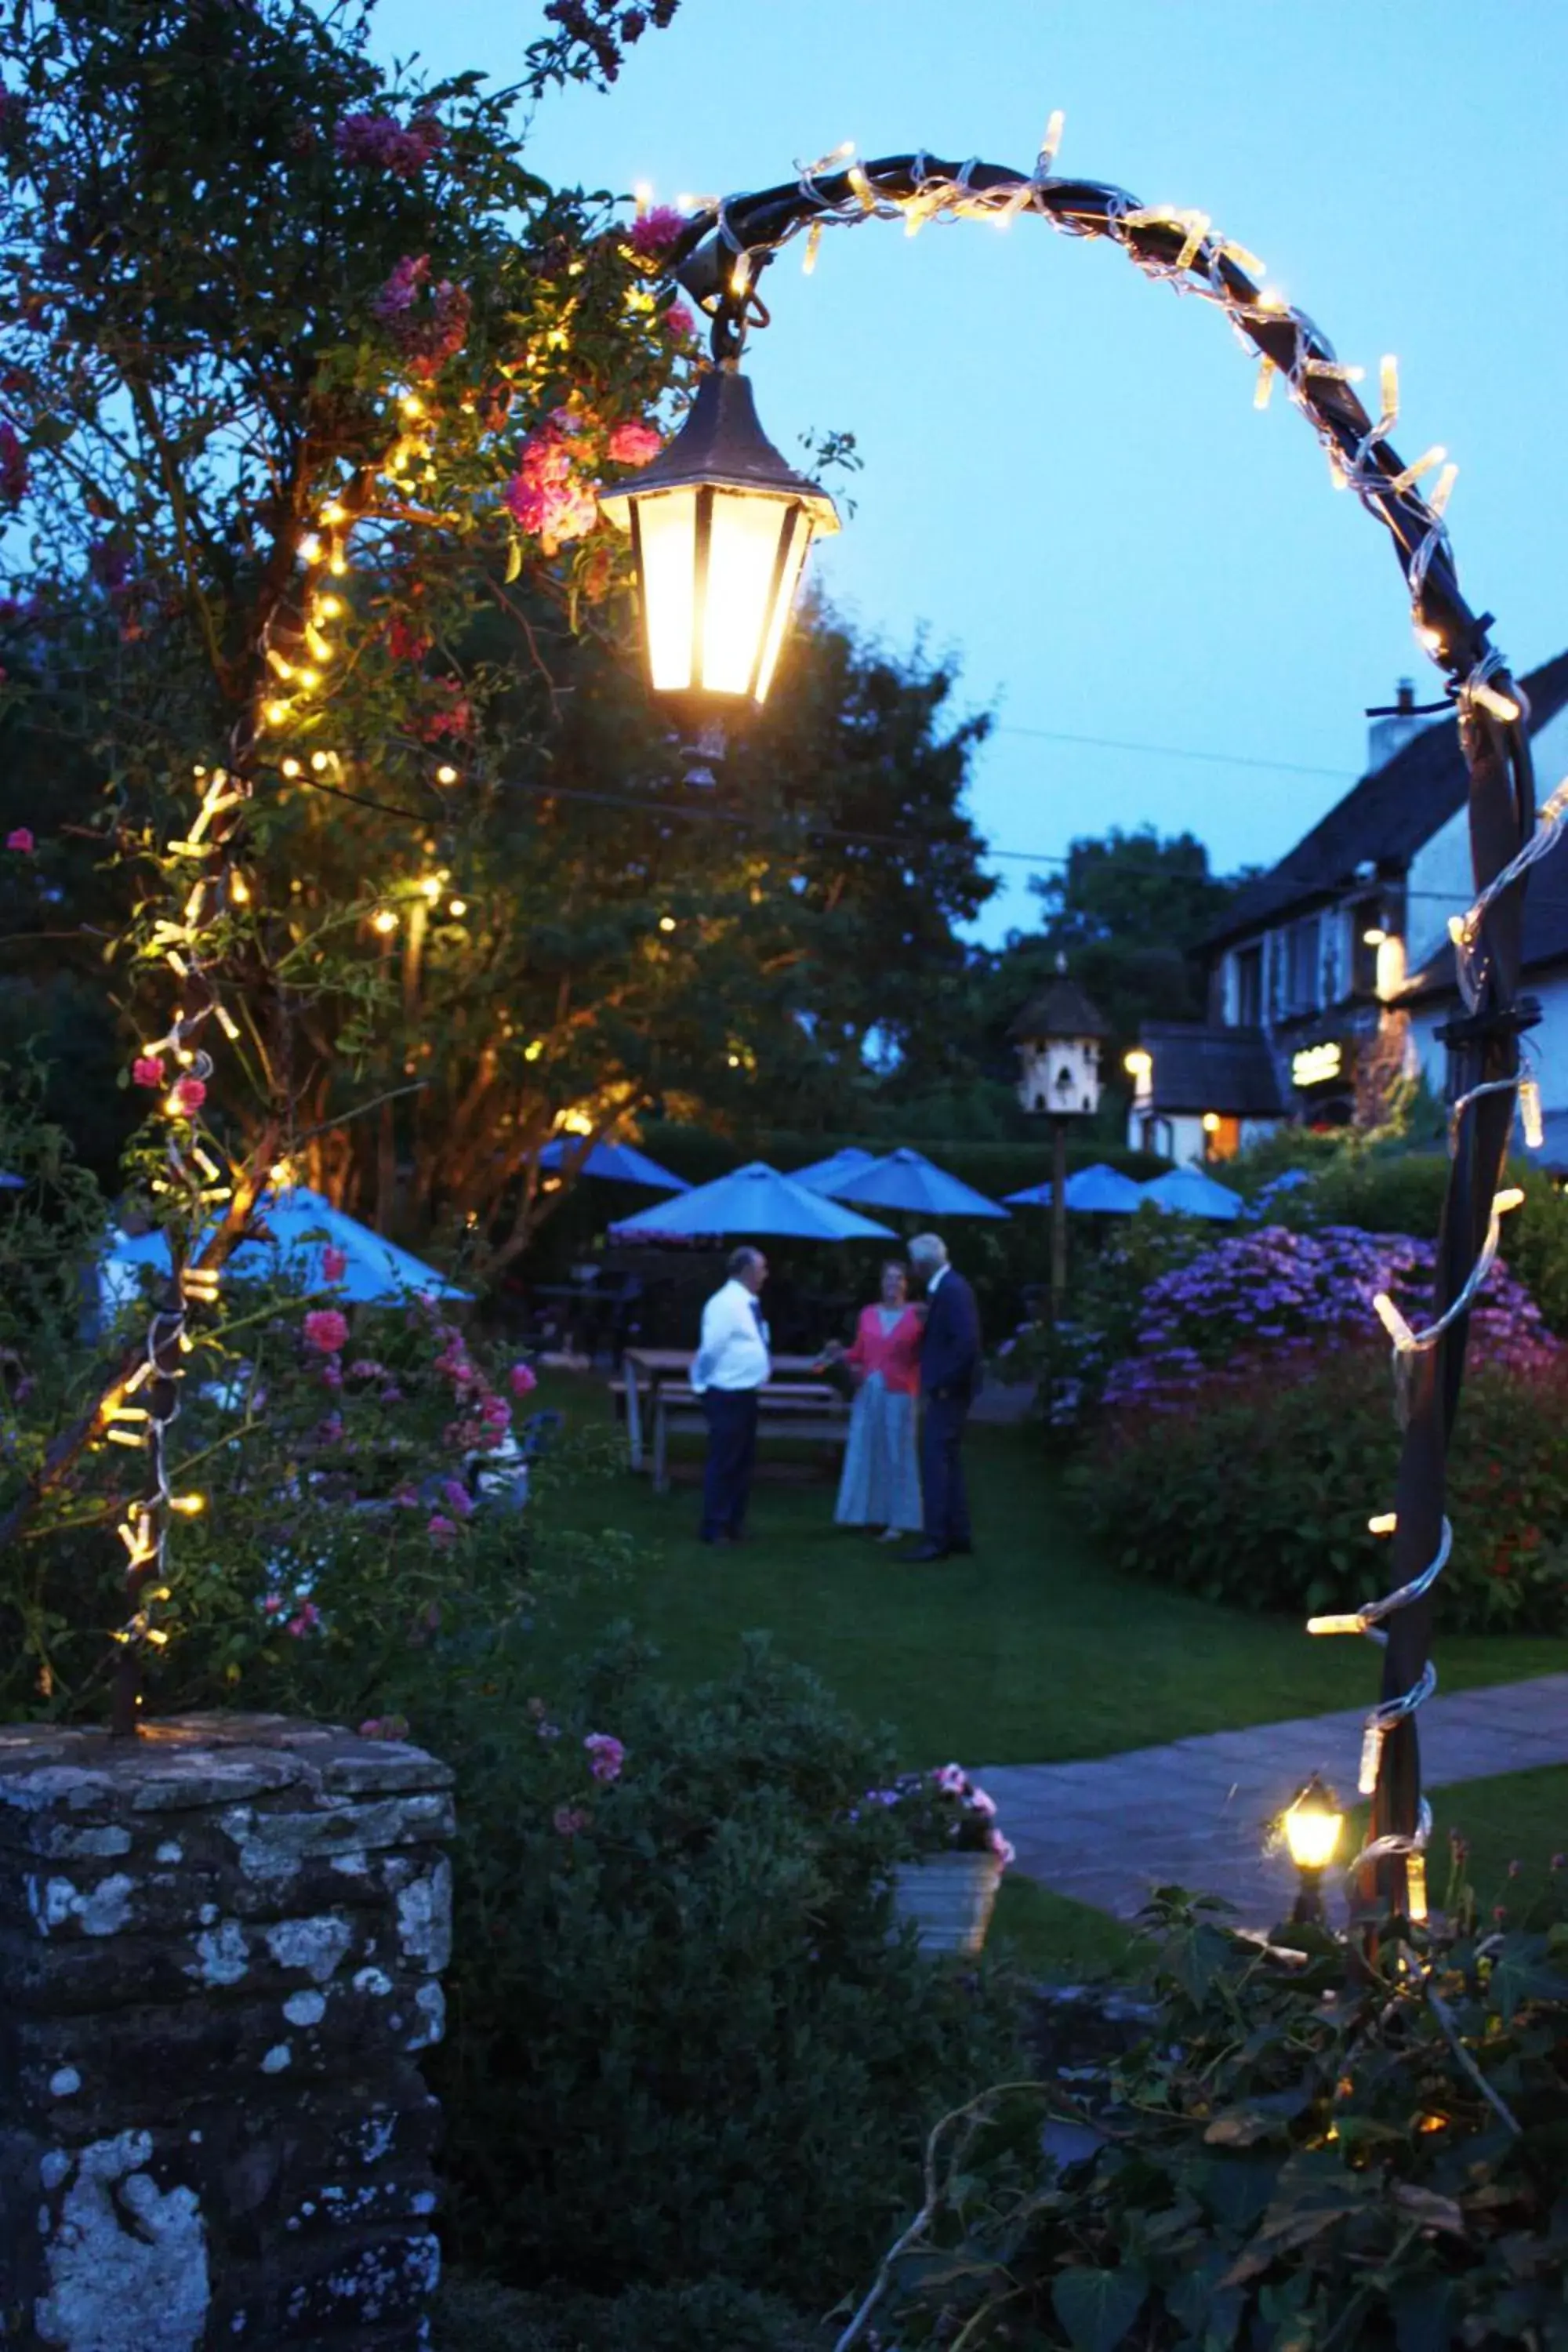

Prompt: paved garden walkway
xmin=982 ymin=1674 xmax=1568 ymax=1926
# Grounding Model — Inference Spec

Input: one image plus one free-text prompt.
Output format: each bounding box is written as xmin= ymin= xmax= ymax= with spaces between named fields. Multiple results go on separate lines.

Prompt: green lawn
xmin=535 ymin=1374 xmax=1568 ymax=1771
xmin=532 ymin=1375 xmax=1568 ymax=1974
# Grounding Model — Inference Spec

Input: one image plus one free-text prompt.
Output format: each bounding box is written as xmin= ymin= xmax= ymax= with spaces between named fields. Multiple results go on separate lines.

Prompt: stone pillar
xmin=0 ymin=1713 xmax=453 ymax=2351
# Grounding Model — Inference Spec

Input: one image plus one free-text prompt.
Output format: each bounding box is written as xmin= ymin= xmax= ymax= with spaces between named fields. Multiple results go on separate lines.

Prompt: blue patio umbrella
xmin=1004 ymin=1162 xmax=1146 ymax=1214
xmin=0 ymin=1171 xmax=24 ymax=1190
xmin=538 ymin=1137 xmax=690 ymax=1190
xmin=1141 ymin=1166 xmax=1245 ymax=1221
xmin=609 ymin=1160 xmax=895 ymax=1242
xmin=829 ymin=1147 xmax=1009 ymax=1221
xmin=790 ymin=1145 xmax=880 ymax=1194
xmin=102 ymin=1185 xmax=470 ymax=1303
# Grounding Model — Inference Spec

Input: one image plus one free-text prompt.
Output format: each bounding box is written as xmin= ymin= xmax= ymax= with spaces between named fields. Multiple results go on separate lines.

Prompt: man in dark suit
xmin=902 ymin=1232 xmax=981 ymax=1562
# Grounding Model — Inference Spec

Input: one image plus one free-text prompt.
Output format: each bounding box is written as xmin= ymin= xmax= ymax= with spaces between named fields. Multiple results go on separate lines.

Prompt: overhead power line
xmin=993 ymin=721 xmax=1354 ymax=782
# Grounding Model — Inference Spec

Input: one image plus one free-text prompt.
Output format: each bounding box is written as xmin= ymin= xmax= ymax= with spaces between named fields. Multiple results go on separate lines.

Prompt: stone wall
xmin=0 ymin=1713 xmax=453 ymax=2351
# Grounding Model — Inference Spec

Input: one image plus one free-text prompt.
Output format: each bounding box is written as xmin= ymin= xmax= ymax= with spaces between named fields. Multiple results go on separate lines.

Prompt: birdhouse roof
xmin=1007 ymin=975 xmax=1109 ymax=1043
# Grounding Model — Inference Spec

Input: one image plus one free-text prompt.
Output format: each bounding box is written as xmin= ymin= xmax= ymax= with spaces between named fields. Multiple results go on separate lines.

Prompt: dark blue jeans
xmin=919 ymin=1392 xmax=972 ymax=1552
xmin=701 ymin=1388 xmax=760 ymax=1540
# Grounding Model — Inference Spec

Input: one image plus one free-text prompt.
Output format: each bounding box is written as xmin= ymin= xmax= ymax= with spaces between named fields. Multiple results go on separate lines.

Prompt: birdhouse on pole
xmin=1007 ymin=956 xmax=1109 ymax=1119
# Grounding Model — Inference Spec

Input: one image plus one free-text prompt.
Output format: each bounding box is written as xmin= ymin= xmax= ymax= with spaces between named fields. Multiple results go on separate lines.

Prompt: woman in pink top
xmin=824 ymin=1260 xmax=924 ymax=1541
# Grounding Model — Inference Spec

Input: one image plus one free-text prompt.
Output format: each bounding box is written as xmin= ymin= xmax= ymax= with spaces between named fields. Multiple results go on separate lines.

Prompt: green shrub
xmin=1076 ymin=1352 xmax=1568 ymax=1633
xmin=429 ymin=1634 xmax=1023 ymax=2310
xmin=851 ymin=1878 xmax=1568 ymax=2350
xmin=434 ymin=2272 xmax=830 ymax=2351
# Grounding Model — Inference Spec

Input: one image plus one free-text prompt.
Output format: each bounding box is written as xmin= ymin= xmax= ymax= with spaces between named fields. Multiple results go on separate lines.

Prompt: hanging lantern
xmin=599 ymin=365 xmax=839 ymax=703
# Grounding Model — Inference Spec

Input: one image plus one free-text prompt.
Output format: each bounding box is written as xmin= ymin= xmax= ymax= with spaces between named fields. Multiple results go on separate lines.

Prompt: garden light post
xmin=606 ymin=130 xmax=1555 ymax=1937
xmin=1006 ymin=961 xmax=1107 ymax=1319
xmin=1283 ymin=1774 xmax=1345 ymax=1928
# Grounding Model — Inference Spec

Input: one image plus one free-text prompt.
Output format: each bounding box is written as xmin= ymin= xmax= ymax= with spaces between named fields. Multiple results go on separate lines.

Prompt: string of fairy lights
xmin=647 ymin=122 xmax=1560 ymax=1923
xmin=101 ymin=384 xmax=465 ymax=1732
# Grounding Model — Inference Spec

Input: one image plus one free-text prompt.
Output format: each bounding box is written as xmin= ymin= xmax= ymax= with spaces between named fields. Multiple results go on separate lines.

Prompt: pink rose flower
xmin=321 ymin=1244 xmax=349 ymax=1282
xmin=509 ymin=1361 xmax=538 ymax=1397
xmin=605 ymin=420 xmax=662 ymax=466
xmin=132 ymin=1055 xmax=165 ymax=1089
xmin=172 ymin=1075 xmax=206 ymax=1114
xmin=934 ymin=1762 xmax=967 ymax=1795
xmin=584 ymin=1732 xmax=626 ymax=1784
xmin=630 ymin=205 xmax=685 ymax=259
xmin=5 ymin=826 xmax=33 ymax=854
xmin=426 ymin=1512 xmax=458 ymax=1547
xmin=663 ymin=301 xmax=695 ymax=339
xmin=303 ymin=1307 xmax=350 ymax=1354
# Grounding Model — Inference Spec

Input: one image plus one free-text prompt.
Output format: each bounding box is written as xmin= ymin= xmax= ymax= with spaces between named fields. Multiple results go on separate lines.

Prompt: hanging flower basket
xmin=892 ymin=1849 xmax=1004 ymax=1957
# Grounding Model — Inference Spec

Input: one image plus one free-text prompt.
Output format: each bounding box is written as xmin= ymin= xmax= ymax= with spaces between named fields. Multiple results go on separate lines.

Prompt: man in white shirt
xmin=690 ymin=1245 xmax=771 ymax=1544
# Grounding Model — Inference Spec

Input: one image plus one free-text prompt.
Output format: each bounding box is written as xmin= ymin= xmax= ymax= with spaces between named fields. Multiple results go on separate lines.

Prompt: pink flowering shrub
xmin=5 ymin=825 xmax=33 ymax=853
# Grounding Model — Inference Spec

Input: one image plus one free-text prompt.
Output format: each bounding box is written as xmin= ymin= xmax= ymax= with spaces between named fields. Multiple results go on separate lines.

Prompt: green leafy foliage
xmin=856 ymin=1882 xmax=1568 ymax=2350
xmin=1076 ymin=1350 xmax=1568 ymax=1633
xmin=429 ymin=1634 xmax=1024 ymax=2309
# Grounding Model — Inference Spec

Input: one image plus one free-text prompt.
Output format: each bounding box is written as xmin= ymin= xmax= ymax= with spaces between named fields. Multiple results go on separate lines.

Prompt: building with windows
xmin=1126 ymin=652 xmax=1568 ymax=1167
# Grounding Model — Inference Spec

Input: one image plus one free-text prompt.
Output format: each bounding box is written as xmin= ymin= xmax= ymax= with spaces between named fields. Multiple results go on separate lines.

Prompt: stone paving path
xmin=982 ymin=1674 xmax=1568 ymax=1927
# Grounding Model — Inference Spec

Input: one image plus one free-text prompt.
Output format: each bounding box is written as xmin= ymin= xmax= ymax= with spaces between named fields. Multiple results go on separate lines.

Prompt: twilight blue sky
xmin=372 ymin=0 xmax=1567 ymax=940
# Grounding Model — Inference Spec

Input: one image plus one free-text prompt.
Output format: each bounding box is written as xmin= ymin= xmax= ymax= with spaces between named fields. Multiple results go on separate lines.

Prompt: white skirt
xmin=833 ymin=1374 xmax=922 ymax=1531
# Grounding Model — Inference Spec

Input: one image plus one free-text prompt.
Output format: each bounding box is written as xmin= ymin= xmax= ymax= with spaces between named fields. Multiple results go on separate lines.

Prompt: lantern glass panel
xmin=637 ymin=488 xmax=699 ymax=691
xmin=702 ymin=489 xmax=791 ymax=695
xmin=754 ymin=508 xmax=811 ymax=703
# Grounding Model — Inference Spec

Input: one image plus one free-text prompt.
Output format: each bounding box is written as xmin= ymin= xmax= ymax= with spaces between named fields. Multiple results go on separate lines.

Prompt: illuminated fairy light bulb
xmin=1037 ymin=108 xmax=1065 ymax=175
xmin=373 ymin=909 xmax=398 ymax=935
xmin=299 ymin=534 xmax=323 ymax=564
xmin=659 ymin=915 xmax=677 ymax=932
xmin=1379 ymin=354 xmax=1399 ymax=426
xmin=1471 ymin=681 xmax=1522 ymax=724
xmin=1521 ymin=1079 xmax=1544 ymax=1149
xmin=319 ymin=500 xmax=347 ymax=527
xmin=729 ymin=254 xmax=751 ymax=299
xmin=524 ymin=1039 xmax=544 ymax=1062
xmin=281 ymin=757 xmax=302 ymax=778
xmin=420 ymin=876 xmax=442 ymax=902
xmin=318 ymin=594 xmax=344 ymax=621
xmin=401 ymin=393 xmax=425 ymax=419
xmin=169 ymin=1493 xmax=206 ymax=1516
xmin=263 ymin=699 xmax=290 ymax=728
xmin=296 ymin=668 xmax=321 ymax=692
xmin=328 ymin=552 xmax=348 ymax=577
xmin=435 ymin=764 xmax=458 ymax=785
xmin=310 ymin=752 xmax=330 ymax=773
xmin=633 ymin=180 xmax=652 ymax=216
xmin=803 ymin=220 xmax=822 ymax=274
xmin=267 ymin=650 xmax=296 ymax=680
xmin=1254 ymin=357 xmax=1276 ymax=411
xmin=448 ymin=897 xmax=468 ymax=918
xmin=182 ymin=1266 xmax=221 ymax=1303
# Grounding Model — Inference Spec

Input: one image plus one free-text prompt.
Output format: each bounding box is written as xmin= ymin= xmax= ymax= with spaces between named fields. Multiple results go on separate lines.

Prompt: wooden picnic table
xmin=648 ymin=1377 xmax=850 ymax=1497
xmin=618 ymin=1345 xmax=826 ymax=1469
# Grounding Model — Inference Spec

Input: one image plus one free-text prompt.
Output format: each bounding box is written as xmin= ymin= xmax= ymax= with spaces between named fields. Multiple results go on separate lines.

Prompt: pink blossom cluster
xmin=604 ymin=420 xmax=662 ymax=466
xmin=426 ymin=1314 xmax=513 ymax=1452
xmin=629 ymin=205 xmax=685 ymax=260
xmin=584 ymin=1731 xmax=625 ymax=1783
xmin=132 ymin=1055 xmax=163 ymax=1089
xmin=304 ymin=1308 xmax=350 ymax=1356
xmin=504 ymin=412 xmax=598 ymax=550
xmin=263 ymin=1593 xmax=322 ymax=1639
xmin=372 ymin=255 xmax=470 ymax=376
xmin=387 ymin=613 xmax=433 ymax=665
xmin=335 ymin=111 xmax=445 ymax=177
xmin=6 ymin=826 xmax=33 ymax=854
xmin=417 ymin=678 xmax=474 ymax=742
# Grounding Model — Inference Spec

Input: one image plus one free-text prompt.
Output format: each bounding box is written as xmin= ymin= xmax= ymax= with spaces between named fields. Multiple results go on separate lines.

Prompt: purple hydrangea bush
xmin=1102 ymin=1223 xmax=1558 ymax=1416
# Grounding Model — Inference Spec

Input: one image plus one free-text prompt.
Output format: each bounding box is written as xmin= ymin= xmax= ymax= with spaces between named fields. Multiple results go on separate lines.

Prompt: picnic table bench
xmin=617 ymin=1345 xmax=829 ymax=1470
xmin=648 ymin=1377 xmax=850 ymax=1496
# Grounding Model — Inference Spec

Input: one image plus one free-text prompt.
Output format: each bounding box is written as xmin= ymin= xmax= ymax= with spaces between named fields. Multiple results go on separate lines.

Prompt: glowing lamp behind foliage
xmin=599 ymin=367 xmax=839 ymax=703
